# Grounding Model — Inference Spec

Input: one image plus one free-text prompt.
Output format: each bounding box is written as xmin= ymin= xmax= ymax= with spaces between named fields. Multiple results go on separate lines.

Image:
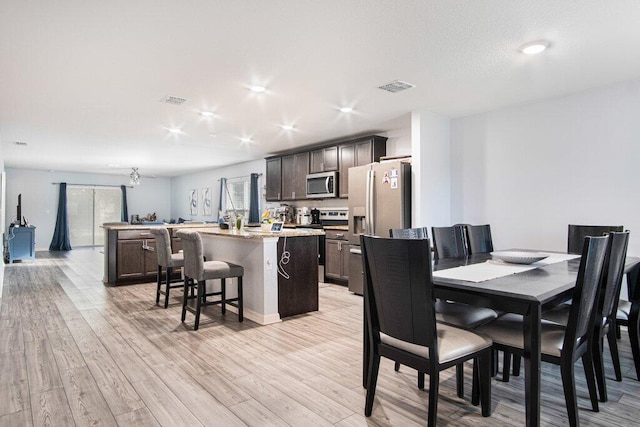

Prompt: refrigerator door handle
xmin=367 ymin=170 xmax=375 ymax=235
xmin=349 ymin=247 xmax=361 ymax=255
xmin=364 ymin=170 xmax=371 ymax=234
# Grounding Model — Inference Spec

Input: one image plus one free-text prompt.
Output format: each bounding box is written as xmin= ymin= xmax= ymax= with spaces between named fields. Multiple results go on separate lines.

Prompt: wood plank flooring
xmin=1 ymin=248 xmax=640 ymax=426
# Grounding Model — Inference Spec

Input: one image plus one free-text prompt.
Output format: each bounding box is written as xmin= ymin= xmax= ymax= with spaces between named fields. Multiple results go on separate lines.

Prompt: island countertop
xmin=102 ymin=223 xmax=220 ymax=231
xmin=193 ymin=226 xmax=324 ymax=239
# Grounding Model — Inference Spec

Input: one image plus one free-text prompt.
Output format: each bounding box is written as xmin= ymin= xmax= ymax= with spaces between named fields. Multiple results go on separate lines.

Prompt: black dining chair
xmin=465 ymin=224 xmax=494 ymax=254
xmin=543 ymin=231 xmax=630 ymax=402
xmin=389 ymin=227 xmax=498 ymax=400
xmin=568 ymin=224 xmax=623 ymax=254
xmin=616 ymin=267 xmax=640 ymax=381
xmin=431 ymin=225 xmax=467 ymax=259
xmin=478 ymin=235 xmax=610 ymax=425
xmin=361 ymin=235 xmax=492 ymax=426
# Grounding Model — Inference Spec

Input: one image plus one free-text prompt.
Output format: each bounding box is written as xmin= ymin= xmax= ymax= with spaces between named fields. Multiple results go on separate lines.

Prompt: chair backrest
xmin=176 ymin=230 xmax=204 ymax=281
xmin=564 ymin=235 xmax=610 ymax=354
xmin=389 ymin=227 xmax=428 ymax=239
xmin=150 ymin=228 xmax=172 ymax=267
xmin=599 ymin=231 xmax=630 ymax=321
xmin=361 ymin=235 xmax=438 ymax=357
xmin=431 ymin=226 xmax=467 ymax=259
xmin=567 ymin=224 xmax=623 ymax=254
xmin=465 ymin=224 xmax=493 ymax=254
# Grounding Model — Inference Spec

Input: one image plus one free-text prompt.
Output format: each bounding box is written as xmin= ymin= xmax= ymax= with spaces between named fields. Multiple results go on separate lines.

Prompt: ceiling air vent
xmin=159 ymin=95 xmax=187 ymax=105
xmin=14 ymin=141 xmax=28 ymax=146
xmin=378 ymin=80 xmax=415 ymax=93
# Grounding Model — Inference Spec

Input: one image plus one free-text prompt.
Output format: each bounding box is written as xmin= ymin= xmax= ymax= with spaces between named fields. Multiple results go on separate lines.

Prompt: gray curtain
xmin=218 ymin=177 xmax=226 ymax=221
xmin=120 ymin=185 xmax=128 ymax=222
xmin=49 ymin=183 xmax=72 ymax=251
xmin=249 ymin=173 xmax=260 ymax=223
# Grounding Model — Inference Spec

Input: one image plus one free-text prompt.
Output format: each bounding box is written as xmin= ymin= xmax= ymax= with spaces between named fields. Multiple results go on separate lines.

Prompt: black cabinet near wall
xmin=338 ymin=136 xmax=386 ymax=198
xmin=310 ymin=146 xmax=338 ymax=173
xmin=266 ymin=157 xmax=282 ymax=201
xmin=281 ymin=152 xmax=309 ymax=200
xmin=278 ymin=235 xmax=319 ymax=318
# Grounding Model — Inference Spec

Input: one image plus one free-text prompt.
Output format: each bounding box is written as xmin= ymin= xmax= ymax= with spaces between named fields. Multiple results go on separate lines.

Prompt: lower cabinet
xmin=324 ymin=230 xmax=349 ymax=282
xmin=278 ymin=236 xmax=319 ymax=318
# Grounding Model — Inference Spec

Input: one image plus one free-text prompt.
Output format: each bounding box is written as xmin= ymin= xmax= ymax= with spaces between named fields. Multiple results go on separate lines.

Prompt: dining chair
xmin=177 ymin=230 xmax=244 ymax=330
xmin=567 ymin=224 xmax=623 ymax=254
xmin=389 ymin=227 xmax=498 ymax=399
xmin=465 ymin=224 xmax=494 ymax=254
xmin=478 ymin=235 xmax=610 ymax=426
xmin=615 ymin=264 xmax=640 ymax=381
xmin=361 ymin=235 xmax=492 ymax=426
xmin=542 ymin=231 xmax=629 ymax=402
xmin=431 ymin=225 xmax=467 ymax=259
xmin=150 ymin=228 xmax=185 ymax=308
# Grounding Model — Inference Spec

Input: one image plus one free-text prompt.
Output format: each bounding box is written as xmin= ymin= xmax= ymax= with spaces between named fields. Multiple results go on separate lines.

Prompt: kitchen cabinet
xmin=278 ymin=235 xmax=319 ymax=317
xmin=281 ymin=152 xmax=309 ymax=200
xmin=310 ymin=146 xmax=338 ymax=173
xmin=338 ymin=136 xmax=387 ymax=198
xmin=266 ymin=157 xmax=282 ymax=201
xmin=324 ymin=229 xmax=349 ymax=282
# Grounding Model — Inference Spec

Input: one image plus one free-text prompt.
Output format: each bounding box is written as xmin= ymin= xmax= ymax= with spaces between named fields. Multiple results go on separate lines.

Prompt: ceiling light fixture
xmin=519 ymin=40 xmax=550 ymax=55
xmin=340 ymin=107 xmax=353 ymax=113
xmin=240 ymin=137 xmax=253 ymax=143
xmin=129 ymin=168 xmax=141 ymax=185
xmin=199 ymin=111 xmax=214 ymax=117
xmin=250 ymin=85 xmax=266 ymax=93
xmin=167 ymin=127 xmax=181 ymax=134
xmin=280 ymin=124 xmax=294 ymax=131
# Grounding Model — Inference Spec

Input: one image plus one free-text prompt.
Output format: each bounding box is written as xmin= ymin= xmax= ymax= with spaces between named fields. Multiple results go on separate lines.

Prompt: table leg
xmin=523 ymin=303 xmax=542 ymax=427
xmin=629 ymin=301 xmax=640 ymax=381
xmin=363 ymin=297 xmax=369 ymax=388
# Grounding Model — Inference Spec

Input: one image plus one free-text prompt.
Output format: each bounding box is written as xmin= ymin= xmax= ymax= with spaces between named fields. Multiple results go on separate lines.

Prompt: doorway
xmin=67 ymin=186 xmax=122 ymax=247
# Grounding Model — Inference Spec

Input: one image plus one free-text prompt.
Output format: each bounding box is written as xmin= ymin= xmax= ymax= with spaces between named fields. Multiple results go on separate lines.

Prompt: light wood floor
xmin=1 ymin=249 xmax=640 ymax=426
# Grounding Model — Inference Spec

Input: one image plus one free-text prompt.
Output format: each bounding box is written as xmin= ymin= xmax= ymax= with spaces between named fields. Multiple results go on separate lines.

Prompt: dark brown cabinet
xmin=324 ymin=229 xmax=349 ymax=282
xmin=278 ymin=235 xmax=319 ymax=318
xmin=310 ymin=146 xmax=338 ymax=173
xmin=338 ymin=137 xmax=386 ymax=198
xmin=266 ymin=157 xmax=282 ymax=201
xmin=281 ymin=152 xmax=309 ymax=200
xmin=116 ymin=240 xmax=145 ymax=279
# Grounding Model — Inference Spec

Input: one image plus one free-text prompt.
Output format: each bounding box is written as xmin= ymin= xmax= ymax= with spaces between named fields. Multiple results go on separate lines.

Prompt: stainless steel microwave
xmin=306 ymin=171 xmax=338 ymax=198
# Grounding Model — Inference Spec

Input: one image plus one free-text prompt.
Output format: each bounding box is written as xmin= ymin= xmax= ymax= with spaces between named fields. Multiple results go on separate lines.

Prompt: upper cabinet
xmin=281 ymin=152 xmax=309 ymax=200
xmin=309 ymin=146 xmax=338 ymax=173
xmin=265 ymin=135 xmax=386 ymax=201
xmin=338 ymin=136 xmax=387 ymax=198
xmin=266 ymin=157 xmax=282 ymax=201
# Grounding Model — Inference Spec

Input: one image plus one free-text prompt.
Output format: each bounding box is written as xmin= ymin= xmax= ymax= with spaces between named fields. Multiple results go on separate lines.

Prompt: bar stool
xmin=177 ymin=230 xmax=244 ymax=330
xmin=150 ymin=228 xmax=185 ymax=308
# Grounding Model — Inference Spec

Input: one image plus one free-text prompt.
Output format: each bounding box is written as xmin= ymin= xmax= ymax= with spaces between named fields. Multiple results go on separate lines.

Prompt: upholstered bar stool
xmin=150 ymin=228 xmax=185 ymax=308
xmin=177 ymin=230 xmax=244 ymax=330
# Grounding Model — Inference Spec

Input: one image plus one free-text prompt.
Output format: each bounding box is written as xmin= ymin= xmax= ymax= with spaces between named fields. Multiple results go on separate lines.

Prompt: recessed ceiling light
xmin=209 ymin=133 xmax=217 ymax=138
xmin=519 ymin=40 xmax=550 ymax=55
xmin=240 ymin=137 xmax=253 ymax=143
xmin=340 ymin=107 xmax=353 ymax=113
xmin=167 ymin=127 xmax=181 ymax=134
xmin=280 ymin=124 xmax=294 ymax=131
xmin=107 ymin=163 xmax=120 ymax=168
xmin=250 ymin=85 xmax=266 ymax=93
xmin=199 ymin=111 xmax=214 ymax=117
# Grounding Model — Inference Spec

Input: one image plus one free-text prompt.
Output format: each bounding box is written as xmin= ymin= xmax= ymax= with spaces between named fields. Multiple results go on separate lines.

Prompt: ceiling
xmin=2 ymin=1 xmax=640 ymax=178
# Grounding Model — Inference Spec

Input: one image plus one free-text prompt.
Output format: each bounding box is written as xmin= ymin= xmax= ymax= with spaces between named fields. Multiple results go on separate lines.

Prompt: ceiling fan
xmin=128 ymin=167 xmax=158 ymax=185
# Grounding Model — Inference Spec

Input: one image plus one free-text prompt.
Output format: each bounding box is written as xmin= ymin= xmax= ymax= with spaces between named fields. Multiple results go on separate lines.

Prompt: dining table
xmin=361 ymin=249 xmax=640 ymax=427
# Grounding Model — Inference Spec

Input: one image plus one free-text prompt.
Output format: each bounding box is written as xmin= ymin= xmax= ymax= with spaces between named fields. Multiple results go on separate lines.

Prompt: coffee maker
xmin=310 ymin=208 xmax=321 ymax=225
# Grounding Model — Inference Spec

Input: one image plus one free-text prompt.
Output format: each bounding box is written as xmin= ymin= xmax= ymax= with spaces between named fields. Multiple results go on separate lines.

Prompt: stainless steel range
xmin=313 ymin=207 xmax=348 ymax=283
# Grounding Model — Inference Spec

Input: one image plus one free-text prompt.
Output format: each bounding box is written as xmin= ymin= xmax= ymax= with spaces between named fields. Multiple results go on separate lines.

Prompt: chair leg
xmin=582 ymin=350 xmax=600 ymax=412
xmin=616 ymin=324 xmax=621 ymax=339
xmin=456 ymin=363 xmax=464 ymax=398
xmin=471 ymin=359 xmax=479 ymax=406
xmin=237 ymin=276 xmax=243 ymax=322
xmin=592 ymin=335 xmax=607 ymax=402
xmin=394 ymin=362 xmax=401 ymax=372
xmin=513 ymin=354 xmax=521 ymax=376
xmin=560 ymin=358 xmax=579 ymax=427
xmin=181 ymin=278 xmax=189 ymax=322
xmin=221 ymin=278 xmax=226 ymax=315
xmin=503 ymin=351 xmax=511 ymax=382
xmin=418 ymin=372 xmax=425 ymax=390
xmin=628 ymin=304 xmax=640 ymax=381
xmin=155 ymin=265 xmax=162 ymax=304
xmin=607 ymin=326 xmax=622 ymax=381
xmin=194 ymin=280 xmax=203 ymax=330
xmin=478 ymin=351 xmax=492 ymax=417
xmin=491 ymin=349 xmax=498 ymax=377
xmin=364 ymin=354 xmax=380 ymax=416
xmin=164 ymin=267 xmax=172 ymax=309
xmin=427 ymin=370 xmax=440 ymax=427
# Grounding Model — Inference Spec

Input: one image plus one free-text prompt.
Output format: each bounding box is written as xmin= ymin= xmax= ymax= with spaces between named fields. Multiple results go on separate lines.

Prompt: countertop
xmin=323 ymin=225 xmax=348 ymax=231
xmin=193 ymin=226 xmax=324 ymax=239
xmin=102 ymin=223 xmax=219 ymax=231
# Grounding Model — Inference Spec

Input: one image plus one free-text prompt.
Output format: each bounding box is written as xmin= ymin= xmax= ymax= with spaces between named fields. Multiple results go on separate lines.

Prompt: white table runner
xmin=432 ymin=253 xmax=580 ymax=283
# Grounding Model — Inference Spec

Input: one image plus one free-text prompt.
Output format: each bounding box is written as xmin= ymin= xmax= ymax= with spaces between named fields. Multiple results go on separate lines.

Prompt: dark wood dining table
xmin=362 ymin=250 xmax=640 ymax=427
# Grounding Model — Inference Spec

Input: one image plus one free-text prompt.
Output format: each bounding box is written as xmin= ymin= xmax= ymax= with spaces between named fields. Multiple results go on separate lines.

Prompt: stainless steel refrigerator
xmin=348 ymin=160 xmax=411 ymax=294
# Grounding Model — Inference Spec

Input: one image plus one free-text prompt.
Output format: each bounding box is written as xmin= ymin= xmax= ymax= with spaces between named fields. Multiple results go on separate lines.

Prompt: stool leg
xmin=156 ymin=265 xmax=162 ymax=304
xmin=164 ymin=267 xmax=172 ymax=308
xmin=181 ymin=277 xmax=189 ymax=322
xmin=221 ymin=278 xmax=226 ymax=315
xmin=238 ymin=276 xmax=243 ymax=322
xmin=195 ymin=280 xmax=203 ymax=330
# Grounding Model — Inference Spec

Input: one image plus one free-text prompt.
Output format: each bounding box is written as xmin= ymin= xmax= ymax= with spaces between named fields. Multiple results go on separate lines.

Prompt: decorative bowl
xmin=490 ymin=251 xmax=549 ymax=265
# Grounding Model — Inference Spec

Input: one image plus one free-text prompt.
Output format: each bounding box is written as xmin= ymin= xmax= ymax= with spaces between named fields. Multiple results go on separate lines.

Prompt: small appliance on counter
xmin=310 ymin=208 xmax=321 ymax=225
xmin=296 ymin=207 xmax=311 ymax=225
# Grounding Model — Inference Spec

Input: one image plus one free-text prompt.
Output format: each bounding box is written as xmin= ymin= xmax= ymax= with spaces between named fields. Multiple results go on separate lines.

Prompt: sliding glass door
xmin=67 ymin=186 xmax=122 ymax=247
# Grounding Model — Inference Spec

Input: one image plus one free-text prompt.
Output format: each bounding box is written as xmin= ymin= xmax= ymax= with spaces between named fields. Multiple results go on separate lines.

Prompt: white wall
xmin=5 ymin=168 xmax=171 ymax=250
xmin=171 ymin=159 xmax=267 ymax=221
xmin=451 ymin=79 xmax=640 ymax=256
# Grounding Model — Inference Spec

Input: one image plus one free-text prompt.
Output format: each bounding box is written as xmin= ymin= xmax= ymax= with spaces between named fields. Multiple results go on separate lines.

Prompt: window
xmin=225 ymin=177 xmax=249 ymax=217
xmin=67 ymin=186 xmax=122 ymax=246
